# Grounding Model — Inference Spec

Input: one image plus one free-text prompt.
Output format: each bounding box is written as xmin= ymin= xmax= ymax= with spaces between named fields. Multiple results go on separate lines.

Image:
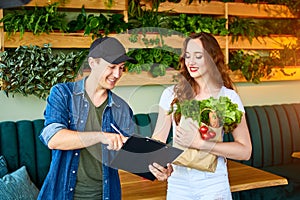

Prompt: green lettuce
xmin=170 ymin=96 xmax=243 ymax=133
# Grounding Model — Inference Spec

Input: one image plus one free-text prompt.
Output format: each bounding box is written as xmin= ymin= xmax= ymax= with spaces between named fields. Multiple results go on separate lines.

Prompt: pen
xmin=110 ymin=123 xmax=124 ymax=136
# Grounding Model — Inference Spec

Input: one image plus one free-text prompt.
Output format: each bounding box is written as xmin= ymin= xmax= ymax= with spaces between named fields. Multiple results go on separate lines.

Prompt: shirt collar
xmin=73 ymin=77 xmax=119 ymax=108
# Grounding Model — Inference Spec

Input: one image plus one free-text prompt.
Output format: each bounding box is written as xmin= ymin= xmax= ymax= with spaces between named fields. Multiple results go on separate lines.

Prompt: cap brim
xmin=112 ymin=54 xmax=137 ymax=64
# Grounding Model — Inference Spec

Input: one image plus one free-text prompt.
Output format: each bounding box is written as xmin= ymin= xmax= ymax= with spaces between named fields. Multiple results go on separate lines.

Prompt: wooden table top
xmin=292 ymin=152 xmax=300 ymax=158
xmin=227 ymin=160 xmax=288 ymax=192
xmin=119 ymin=160 xmax=288 ymax=199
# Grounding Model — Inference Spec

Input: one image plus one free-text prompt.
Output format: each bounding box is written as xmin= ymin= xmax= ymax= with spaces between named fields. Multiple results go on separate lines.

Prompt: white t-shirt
xmin=159 ymin=85 xmax=245 ymax=136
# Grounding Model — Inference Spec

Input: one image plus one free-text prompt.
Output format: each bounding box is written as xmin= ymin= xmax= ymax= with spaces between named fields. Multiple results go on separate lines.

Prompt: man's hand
xmin=148 ymin=163 xmax=173 ymax=181
xmin=102 ymin=132 xmax=128 ymax=150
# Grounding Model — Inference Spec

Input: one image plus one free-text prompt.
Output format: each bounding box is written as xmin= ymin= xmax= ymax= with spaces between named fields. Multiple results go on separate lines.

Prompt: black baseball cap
xmin=88 ymin=37 xmax=137 ymax=64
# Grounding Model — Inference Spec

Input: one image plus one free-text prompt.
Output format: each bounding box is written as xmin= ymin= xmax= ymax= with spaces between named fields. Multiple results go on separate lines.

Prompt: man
xmin=38 ymin=37 xmax=172 ymax=200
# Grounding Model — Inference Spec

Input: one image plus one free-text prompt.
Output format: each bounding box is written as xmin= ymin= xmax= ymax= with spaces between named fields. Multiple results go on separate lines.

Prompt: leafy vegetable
xmin=169 ymin=96 xmax=243 ymax=133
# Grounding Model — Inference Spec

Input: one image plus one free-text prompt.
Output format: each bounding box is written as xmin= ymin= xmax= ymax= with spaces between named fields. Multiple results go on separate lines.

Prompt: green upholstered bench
xmin=224 ymin=104 xmax=300 ymax=200
xmin=1 ymin=103 xmax=300 ymax=199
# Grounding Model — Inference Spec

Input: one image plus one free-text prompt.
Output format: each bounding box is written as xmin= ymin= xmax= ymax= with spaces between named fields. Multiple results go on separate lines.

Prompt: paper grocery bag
xmin=173 ymin=116 xmax=223 ymax=172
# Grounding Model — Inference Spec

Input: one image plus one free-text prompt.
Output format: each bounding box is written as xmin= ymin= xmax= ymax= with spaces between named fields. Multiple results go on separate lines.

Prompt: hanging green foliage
xmin=0 ymin=45 xmax=88 ymax=99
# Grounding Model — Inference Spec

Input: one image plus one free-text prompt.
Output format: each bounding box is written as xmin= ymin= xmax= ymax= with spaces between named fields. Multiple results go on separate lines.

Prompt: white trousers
xmin=167 ymin=157 xmax=232 ymax=200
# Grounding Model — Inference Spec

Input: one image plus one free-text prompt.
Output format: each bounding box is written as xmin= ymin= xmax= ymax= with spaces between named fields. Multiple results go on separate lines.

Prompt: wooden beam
xmin=142 ymin=1 xmax=297 ymax=18
xmin=4 ymin=32 xmax=297 ymax=50
xmin=143 ymin=0 xmax=225 ymax=15
xmin=25 ymin=0 xmax=127 ymax=11
xmin=227 ymin=2 xmax=296 ymax=18
xmin=227 ymin=35 xmax=298 ymax=50
xmin=77 ymin=67 xmax=300 ymax=86
xmin=3 ymin=32 xmax=93 ymax=48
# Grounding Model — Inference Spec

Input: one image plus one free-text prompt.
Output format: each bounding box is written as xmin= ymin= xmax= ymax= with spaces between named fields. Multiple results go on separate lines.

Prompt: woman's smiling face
xmin=184 ymin=39 xmax=207 ymax=79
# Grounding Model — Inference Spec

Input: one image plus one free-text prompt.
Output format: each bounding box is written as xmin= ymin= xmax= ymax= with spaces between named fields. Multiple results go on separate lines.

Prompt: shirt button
xmin=70 ymin=188 xmax=73 ymax=191
xmin=72 ymin=170 xmax=76 ymax=174
xmin=80 ymin=120 xmax=84 ymax=123
xmin=105 ymin=179 xmax=108 ymax=184
xmin=85 ymin=104 xmax=88 ymax=107
xmin=75 ymin=153 xmax=78 ymax=156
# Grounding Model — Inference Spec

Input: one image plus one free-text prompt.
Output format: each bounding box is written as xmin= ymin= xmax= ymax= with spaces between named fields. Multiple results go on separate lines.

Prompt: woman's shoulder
xmin=159 ymin=85 xmax=176 ymax=110
xmin=220 ymin=86 xmax=245 ymax=111
xmin=161 ymin=85 xmax=176 ymax=98
xmin=221 ymin=86 xmax=239 ymax=97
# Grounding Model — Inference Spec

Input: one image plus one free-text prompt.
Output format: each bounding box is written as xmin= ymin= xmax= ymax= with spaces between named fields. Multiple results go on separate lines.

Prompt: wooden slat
xmin=3 ymin=32 xmax=93 ymax=48
xmin=143 ymin=0 xmax=225 ymax=15
xmin=142 ymin=1 xmax=296 ymax=18
xmin=4 ymin=32 xmax=297 ymax=50
xmin=25 ymin=0 xmax=127 ymax=11
xmin=77 ymin=66 xmax=300 ymax=86
xmin=117 ymin=70 xmax=178 ymax=86
xmin=115 ymin=33 xmax=185 ymax=49
xmin=292 ymin=152 xmax=300 ymax=158
xmin=227 ymin=35 xmax=298 ymax=50
xmin=227 ymin=2 xmax=296 ymax=18
xmin=230 ymin=66 xmax=300 ymax=82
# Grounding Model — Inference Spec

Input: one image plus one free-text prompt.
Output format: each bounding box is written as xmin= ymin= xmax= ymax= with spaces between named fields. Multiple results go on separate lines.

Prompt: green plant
xmin=171 ymin=14 xmax=229 ymax=36
xmin=0 ymin=45 xmax=87 ymax=99
xmin=67 ymin=6 xmax=88 ymax=33
xmin=228 ymin=50 xmax=294 ymax=83
xmin=221 ymin=0 xmax=300 ymax=17
xmin=278 ymin=44 xmax=300 ymax=66
xmin=257 ymin=19 xmax=300 ymax=36
xmin=67 ymin=6 xmax=128 ymax=39
xmin=128 ymin=0 xmax=173 ymax=30
xmin=125 ymin=45 xmax=180 ymax=77
xmin=0 ymin=2 xmax=68 ymax=38
xmin=83 ymin=13 xmax=109 ymax=39
xmin=228 ymin=17 xmax=270 ymax=44
xmin=104 ymin=0 xmax=114 ymax=8
xmin=127 ymin=0 xmax=175 ymax=47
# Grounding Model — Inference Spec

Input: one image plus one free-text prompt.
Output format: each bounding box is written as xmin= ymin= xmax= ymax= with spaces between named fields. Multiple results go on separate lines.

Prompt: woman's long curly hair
xmin=175 ymin=32 xmax=234 ymax=101
xmin=171 ymin=32 xmax=235 ymax=124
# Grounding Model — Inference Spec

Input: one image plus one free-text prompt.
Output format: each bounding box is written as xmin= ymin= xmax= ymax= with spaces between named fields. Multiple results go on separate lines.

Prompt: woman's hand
xmin=174 ymin=119 xmax=203 ymax=149
xmin=149 ymin=163 xmax=173 ymax=181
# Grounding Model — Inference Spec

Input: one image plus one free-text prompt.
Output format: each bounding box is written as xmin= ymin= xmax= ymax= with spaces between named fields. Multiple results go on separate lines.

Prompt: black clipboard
xmin=110 ymin=134 xmax=183 ymax=181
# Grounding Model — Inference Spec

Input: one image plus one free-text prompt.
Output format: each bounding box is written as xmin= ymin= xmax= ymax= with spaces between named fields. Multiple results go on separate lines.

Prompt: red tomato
xmin=208 ymin=130 xmax=216 ymax=138
xmin=201 ymin=132 xmax=211 ymax=140
xmin=199 ymin=125 xmax=209 ymax=134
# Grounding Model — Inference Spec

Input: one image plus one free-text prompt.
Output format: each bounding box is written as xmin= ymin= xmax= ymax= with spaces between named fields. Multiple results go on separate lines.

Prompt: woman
xmin=152 ymin=32 xmax=252 ymax=199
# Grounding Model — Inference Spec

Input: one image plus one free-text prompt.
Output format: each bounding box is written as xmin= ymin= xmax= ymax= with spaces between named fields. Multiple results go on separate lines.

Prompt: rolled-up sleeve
xmin=40 ymin=84 xmax=70 ymax=146
xmin=39 ymin=122 xmax=67 ymax=145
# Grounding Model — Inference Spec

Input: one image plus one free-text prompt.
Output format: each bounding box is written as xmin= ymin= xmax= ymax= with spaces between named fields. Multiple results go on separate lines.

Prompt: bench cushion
xmin=244 ymin=104 xmax=300 ymax=168
xmin=0 ymin=120 xmax=51 ymax=189
xmin=0 ymin=166 xmax=39 ymax=199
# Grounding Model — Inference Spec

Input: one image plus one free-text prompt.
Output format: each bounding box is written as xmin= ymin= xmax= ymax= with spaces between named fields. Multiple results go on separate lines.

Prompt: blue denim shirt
xmin=38 ymin=78 xmax=135 ymax=200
